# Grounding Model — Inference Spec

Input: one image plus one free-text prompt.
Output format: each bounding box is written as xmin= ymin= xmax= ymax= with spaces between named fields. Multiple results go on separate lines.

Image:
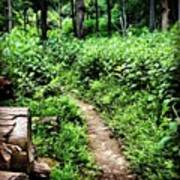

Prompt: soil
xmin=75 ymin=99 xmax=136 ymax=180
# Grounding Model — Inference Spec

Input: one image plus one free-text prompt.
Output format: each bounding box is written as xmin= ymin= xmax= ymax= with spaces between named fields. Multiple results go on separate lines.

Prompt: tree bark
xmin=0 ymin=108 xmax=51 ymax=179
xmin=107 ymin=0 xmax=112 ymax=36
xmin=71 ymin=0 xmax=76 ymax=35
xmin=75 ymin=0 xmax=85 ymax=38
xmin=95 ymin=0 xmax=99 ymax=32
xmin=36 ymin=12 xmax=40 ymax=35
xmin=31 ymin=160 xmax=51 ymax=179
xmin=58 ymin=0 xmax=62 ymax=28
xmin=0 ymin=108 xmax=33 ymax=173
xmin=7 ymin=0 xmax=12 ymax=32
xmin=120 ymin=0 xmax=127 ymax=35
xmin=178 ymin=0 xmax=180 ymax=22
xmin=40 ymin=0 xmax=48 ymax=40
xmin=149 ymin=0 xmax=156 ymax=31
xmin=161 ymin=0 xmax=169 ymax=30
xmin=23 ymin=2 xmax=29 ymax=31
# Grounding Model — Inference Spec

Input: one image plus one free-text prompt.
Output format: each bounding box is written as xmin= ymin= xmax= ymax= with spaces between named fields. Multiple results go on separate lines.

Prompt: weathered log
xmin=0 ymin=171 xmax=29 ymax=180
xmin=32 ymin=160 xmax=51 ymax=179
xmin=0 ymin=108 xmax=52 ymax=179
xmin=0 ymin=107 xmax=33 ymax=173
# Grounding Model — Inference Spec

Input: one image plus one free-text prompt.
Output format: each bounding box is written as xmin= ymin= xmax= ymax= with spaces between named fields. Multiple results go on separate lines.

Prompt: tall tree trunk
xmin=95 ymin=0 xmax=99 ymax=32
xmin=36 ymin=12 xmax=40 ymax=35
xmin=75 ymin=0 xmax=85 ymax=38
xmin=71 ymin=0 xmax=76 ymax=35
xmin=40 ymin=0 xmax=48 ymax=40
xmin=107 ymin=0 xmax=112 ymax=36
xmin=7 ymin=0 xmax=12 ymax=32
xmin=161 ymin=0 xmax=169 ymax=30
xmin=120 ymin=0 xmax=127 ymax=35
xmin=58 ymin=0 xmax=62 ymax=28
xmin=178 ymin=0 xmax=180 ymax=22
xmin=23 ymin=5 xmax=28 ymax=31
xmin=149 ymin=0 xmax=156 ymax=31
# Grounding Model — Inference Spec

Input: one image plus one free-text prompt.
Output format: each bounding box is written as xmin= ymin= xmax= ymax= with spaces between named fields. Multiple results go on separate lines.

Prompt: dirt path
xmin=74 ymin=99 xmax=136 ymax=180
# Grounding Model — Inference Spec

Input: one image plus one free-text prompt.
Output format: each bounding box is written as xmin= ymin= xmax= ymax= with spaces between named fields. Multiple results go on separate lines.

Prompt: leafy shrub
xmin=62 ymin=18 xmax=73 ymax=35
xmin=1 ymin=27 xmax=81 ymax=96
xmin=48 ymin=30 xmax=81 ymax=66
xmin=13 ymin=95 xmax=96 ymax=179
xmin=16 ymin=96 xmax=82 ymax=123
xmin=2 ymin=26 xmax=179 ymax=179
xmin=1 ymin=27 xmax=56 ymax=96
xmin=84 ymin=19 xmax=95 ymax=34
xmin=99 ymin=17 xmax=107 ymax=32
xmin=76 ymin=31 xmax=173 ymax=93
xmin=69 ymin=29 xmax=179 ymax=179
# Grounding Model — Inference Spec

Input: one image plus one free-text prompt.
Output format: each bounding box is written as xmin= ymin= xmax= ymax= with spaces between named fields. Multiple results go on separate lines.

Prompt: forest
xmin=0 ymin=0 xmax=180 ymax=180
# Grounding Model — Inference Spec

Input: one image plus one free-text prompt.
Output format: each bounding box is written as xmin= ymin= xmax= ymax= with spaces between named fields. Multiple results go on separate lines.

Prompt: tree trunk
xmin=95 ymin=0 xmax=99 ymax=32
xmin=71 ymin=0 xmax=76 ymax=35
xmin=178 ymin=0 xmax=180 ymax=22
xmin=7 ymin=0 xmax=12 ymax=32
xmin=23 ymin=2 xmax=28 ymax=31
xmin=58 ymin=0 xmax=62 ymax=28
xmin=161 ymin=0 xmax=169 ymax=30
xmin=120 ymin=0 xmax=127 ymax=35
xmin=40 ymin=0 xmax=48 ymax=40
xmin=36 ymin=12 xmax=40 ymax=35
xmin=75 ymin=0 xmax=85 ymax=38
xmin=149 ymin=0 xmax=156 ymax=31
xmin=107 ymin=0 xmax=112 ymax=36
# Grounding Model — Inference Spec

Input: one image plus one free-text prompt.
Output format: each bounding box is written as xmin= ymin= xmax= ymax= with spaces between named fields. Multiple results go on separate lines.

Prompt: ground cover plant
xmin=7 ymin=95 xmax=97 ymax=180
xmin=1 ymin=0 xmax=180 ymax=179
xmin=0 ymin=29 xmax=97 ymax=179
xmin=0 ymin=25 xmax=180 ymax=180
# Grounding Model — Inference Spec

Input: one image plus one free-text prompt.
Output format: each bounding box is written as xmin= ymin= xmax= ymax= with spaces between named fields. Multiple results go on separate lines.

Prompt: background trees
xmin=0 ymin=0 xmax=179 ymax=37
xmin=75 ymin=0 xmax=85 ymax=38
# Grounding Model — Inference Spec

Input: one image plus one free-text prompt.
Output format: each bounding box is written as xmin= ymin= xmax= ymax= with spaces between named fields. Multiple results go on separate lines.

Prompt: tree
xmin=149 ymin=0 xmax=155 ymax=31
xmin=120 ymin=0 xmax=127 ymax=35
xmin=107 ymin=0 xmax=111 ymax=36
xmin=71 ymin=0 xmax=76 ymax=35
xmin=40 ymin=0 xmax=48 ymax=40
xmin=161 ymin=0 xmax=169 ymax=30
xmin=7 ymin=0 xmax=12 ymax=31
xmin=178 ymin=0 xmax=180 ymax=22
xmin=75 ymin=0 xmax=85 ymax=38
xmin=95 ymin=0 xmax=99 ymax=32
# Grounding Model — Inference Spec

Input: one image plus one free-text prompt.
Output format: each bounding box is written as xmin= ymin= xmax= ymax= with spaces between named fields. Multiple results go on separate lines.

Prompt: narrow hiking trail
xmin=74 ymin=99 xmax=136 ymax=180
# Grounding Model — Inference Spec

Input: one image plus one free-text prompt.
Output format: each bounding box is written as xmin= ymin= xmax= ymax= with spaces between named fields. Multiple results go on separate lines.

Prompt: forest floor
xmin=73 ymin=98 xmax=136 ymax=180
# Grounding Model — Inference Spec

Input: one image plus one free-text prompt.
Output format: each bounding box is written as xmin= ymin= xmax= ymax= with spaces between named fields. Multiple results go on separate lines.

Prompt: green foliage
xmin=52 ymin=29 xmax=179 ymax=179
xmin=62 ymin=18 xmax=73 ymax=35
xmin=0 ymin=27 xmax=81 ymax=96
xmin=14 ymin=95 xmax=96 ymax=180
xmin=1 ymin=26 xmax=180 ymax=179
xmin=76 ymin=30 xmax=174 ymax=93
xmin=48 ymin=30 xmax=81 ymax=66
xmin=1 ymin=27 xmax=55 ymax=96
xmin=0 ymin=27 xmax=96 ymax=179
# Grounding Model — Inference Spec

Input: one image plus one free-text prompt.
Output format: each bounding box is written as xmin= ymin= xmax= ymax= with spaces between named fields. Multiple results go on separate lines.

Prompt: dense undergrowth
xmin=17 ymin=96 xmax=96 ymax=180
xmin=0 ymin=28 xmax=97 ymax=179
xmin=0 ymin=26 xmax=180 ymax=179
